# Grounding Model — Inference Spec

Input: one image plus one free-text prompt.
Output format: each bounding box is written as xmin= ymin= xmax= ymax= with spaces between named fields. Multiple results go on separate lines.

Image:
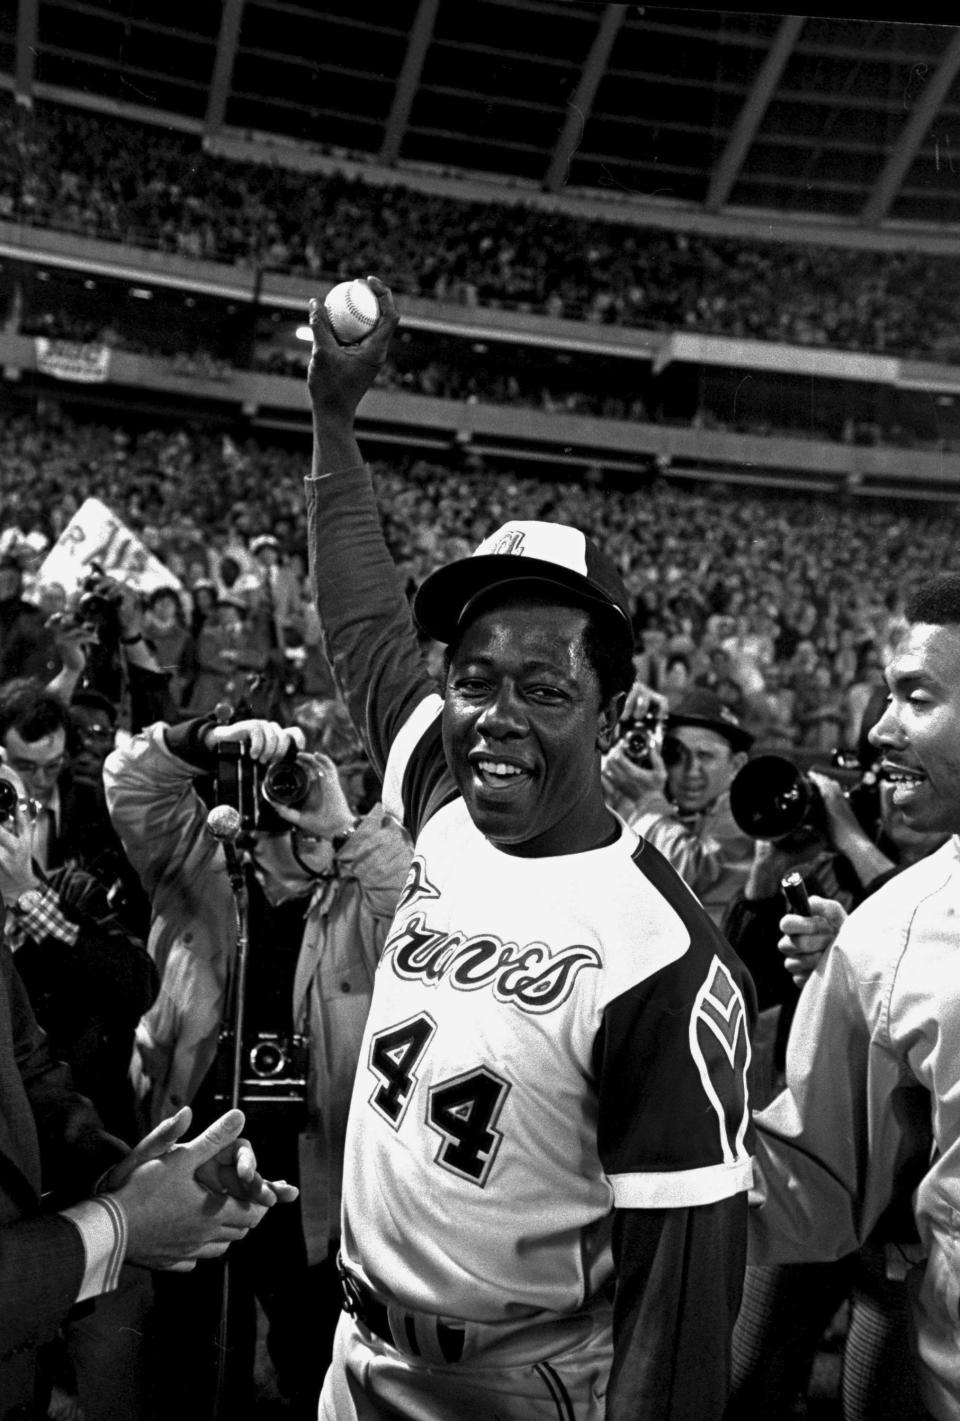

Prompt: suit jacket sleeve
xmin=0 ymin=934 xmax=126 ymax=1362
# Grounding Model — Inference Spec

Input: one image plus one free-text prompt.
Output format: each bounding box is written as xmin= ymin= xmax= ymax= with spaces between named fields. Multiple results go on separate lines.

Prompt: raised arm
xmin=304 ymin=279 xmax=446 ymax=813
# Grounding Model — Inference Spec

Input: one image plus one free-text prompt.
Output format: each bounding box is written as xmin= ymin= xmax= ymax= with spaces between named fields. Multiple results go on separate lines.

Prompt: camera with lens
xmin=44 ymin=608 xmax=97 ymax=637
xmin=74 ymin=564 xmax=123 ymax=645
xmin=619 ymin=704 xmax=667 ymax=770
xmin=213 ymin=1030 xmax=308 ymax=1122
xmin=729 ymin=754 xmax=830 ymax=843
xmin=216 ymin=740 xmax=313 ymax=834
xmin=0 ymin=777 xmax=17 ymax=825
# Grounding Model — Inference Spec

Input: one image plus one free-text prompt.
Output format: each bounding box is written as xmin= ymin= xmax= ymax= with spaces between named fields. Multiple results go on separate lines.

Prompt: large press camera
xmin=729 ymin=750 xmax=880 ymax=843
xmin=212 ymin=1028 xmax=309 ymax=1124
xmin=212 ymin=727 xmax=318 ymax=1121
xmin=45 ymin=563 xmax=125 ymax=647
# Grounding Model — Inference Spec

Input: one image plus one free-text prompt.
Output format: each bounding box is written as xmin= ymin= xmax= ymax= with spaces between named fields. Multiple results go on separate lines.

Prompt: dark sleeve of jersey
xmin=595 ymin=846 xmax=756 ymax=1187
xmin=305 ymin=467 xmax=438 ymax=782
xmin=607 ymin=1198 xmax=747 ymax=1421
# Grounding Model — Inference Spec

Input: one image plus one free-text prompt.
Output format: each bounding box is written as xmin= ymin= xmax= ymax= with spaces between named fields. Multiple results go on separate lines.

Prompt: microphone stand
xmin=214 ymin=836 xmax=250 ymax=1420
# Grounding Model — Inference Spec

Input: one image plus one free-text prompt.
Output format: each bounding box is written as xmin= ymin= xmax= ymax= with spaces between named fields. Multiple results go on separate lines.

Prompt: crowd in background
xmin=0 ymin=398 xmax=945 ymax=758
xmin=3 ymin=96 xmax=960 ymax=363
xmin=1 ymin=66 xmax=957 ymax=1421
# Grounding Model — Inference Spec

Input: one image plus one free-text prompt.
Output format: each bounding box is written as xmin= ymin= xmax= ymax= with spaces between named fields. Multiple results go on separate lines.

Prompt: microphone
xmin=206 ymin=804 xmax=245 ymax=892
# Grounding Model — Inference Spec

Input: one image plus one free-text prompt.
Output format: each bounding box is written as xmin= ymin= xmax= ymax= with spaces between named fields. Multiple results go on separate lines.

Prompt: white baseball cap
xmin=413 ymin=520 xmax=632 ymax=644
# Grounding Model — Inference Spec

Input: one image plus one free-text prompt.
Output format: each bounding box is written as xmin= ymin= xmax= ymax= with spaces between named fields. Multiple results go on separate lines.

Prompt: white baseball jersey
xmin=305 ymin=464 xmax=755 ymax=1416
xmin=339 ymin=695 xmax=753 ymax=1322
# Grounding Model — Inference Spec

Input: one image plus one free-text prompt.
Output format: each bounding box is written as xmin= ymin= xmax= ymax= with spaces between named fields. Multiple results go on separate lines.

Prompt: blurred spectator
xmin=747 ymin=663 xmax=797 ymax=750
xmin=185 ymin=593 xmax=269 ymax=716
xmin=188 ymin=578 xmax=218 ymax=640
xmin=142 ymin=586 xmax=197 ymax=714
xmin=794 ymin=660 xmax=845 ymax=753
xmin=249 ymin=533 xmax=301 ymax=653
xmin=0 ymin=548 xmax=55 ymax=684
xmin=843 ymin=647 xmax=885 ymax=749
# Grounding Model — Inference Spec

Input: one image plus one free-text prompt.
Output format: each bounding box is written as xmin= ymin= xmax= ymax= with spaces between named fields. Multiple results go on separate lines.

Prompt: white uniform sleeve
xmin=749 ymin=922 xmax=928 ymax=1266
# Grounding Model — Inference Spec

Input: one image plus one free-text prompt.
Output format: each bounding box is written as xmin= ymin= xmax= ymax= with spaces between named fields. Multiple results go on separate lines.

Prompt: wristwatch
xmin=16 ymin=887 xmax=45 ymax=913
xmin=331 ymin=820 xmax=359 ymax=853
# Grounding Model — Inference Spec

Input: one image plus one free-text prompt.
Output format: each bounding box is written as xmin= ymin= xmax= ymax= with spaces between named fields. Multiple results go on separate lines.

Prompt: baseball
xmin=323 ymin=279 xmax=380 ymax=344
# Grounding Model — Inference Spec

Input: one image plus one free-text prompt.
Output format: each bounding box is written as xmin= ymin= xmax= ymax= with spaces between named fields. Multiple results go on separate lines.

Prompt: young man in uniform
xmin=303 ymin=277 xmax=755 ymax=1420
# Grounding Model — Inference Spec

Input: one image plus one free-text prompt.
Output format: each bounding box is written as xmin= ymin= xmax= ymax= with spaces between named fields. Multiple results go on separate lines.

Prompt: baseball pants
xmin=319 ymin=1303 xmax=613 ymax=1420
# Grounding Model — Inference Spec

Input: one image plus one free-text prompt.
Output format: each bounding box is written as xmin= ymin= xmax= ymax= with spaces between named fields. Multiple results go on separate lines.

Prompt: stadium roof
xmin=5 ymin=2 xmax=960 ymax=228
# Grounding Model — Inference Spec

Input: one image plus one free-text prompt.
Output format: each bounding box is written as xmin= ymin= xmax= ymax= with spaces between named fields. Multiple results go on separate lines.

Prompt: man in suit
xmin=0 ymin=678 xmax=153 ymax=937
xmin=0 ymin=771 xmax=299 ymax=1419
xmin=0 ymin=754 xmax=160 ymax=1418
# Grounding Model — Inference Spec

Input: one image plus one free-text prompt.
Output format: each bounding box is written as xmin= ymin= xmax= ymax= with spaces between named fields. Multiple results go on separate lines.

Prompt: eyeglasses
xmin=6 ymin=754 xmax=67 ymax=781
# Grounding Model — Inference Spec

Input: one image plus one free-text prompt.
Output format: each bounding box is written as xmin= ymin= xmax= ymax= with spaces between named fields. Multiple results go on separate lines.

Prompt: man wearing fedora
xmin=602 ymin=687 xmax=755 ymax=927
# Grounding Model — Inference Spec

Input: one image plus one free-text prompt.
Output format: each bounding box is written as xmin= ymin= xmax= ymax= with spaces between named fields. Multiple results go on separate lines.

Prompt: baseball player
xmin=301 ymin=277 xmax=755 ymax=1420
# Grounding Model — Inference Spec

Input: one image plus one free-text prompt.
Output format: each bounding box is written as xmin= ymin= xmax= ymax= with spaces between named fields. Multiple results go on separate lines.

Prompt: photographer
xmin=0 ymin=677 xmax=153 ymax=941
xmin=601 ymin=686 xmax=754 ymax=925
xmin=0 ymin=773 xmax=295 ymax=1420
xmin=720 ymin=728 xmax=937 ymax=1109
xmin=0 ymin=759 xmax=159 ymax=1418
xmin=46 ymin=566 xmax=182 ymax=731
xmin=103 ymin=713 xmax=411 ymax=1417
xmin=724 ymin=753 xmax=951 ymax=1420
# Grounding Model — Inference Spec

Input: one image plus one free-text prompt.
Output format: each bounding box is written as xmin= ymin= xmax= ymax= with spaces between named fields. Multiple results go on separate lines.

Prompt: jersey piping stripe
xmin=628 ymin=833 xmax=755 ymax=977
xmin=382 ymin=692 xmax=443 ymax=822
xmin=533 ymin=1359 xmax=576 ymax=1421
xmin=609 ymin=1155 xmax=755 ymax=1208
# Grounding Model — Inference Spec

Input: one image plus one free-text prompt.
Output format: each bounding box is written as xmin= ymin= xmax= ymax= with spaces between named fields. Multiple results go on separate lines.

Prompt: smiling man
xmin=749 ymin=571 xmax=960 ymax=1421
xmin=302 ymin=278 xmax=755 ymax=1421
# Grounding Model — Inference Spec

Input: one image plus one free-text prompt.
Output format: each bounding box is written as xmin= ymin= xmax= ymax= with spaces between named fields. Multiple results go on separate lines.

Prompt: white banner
xmin=35 ymin=337 xmax=112 ymax=383
xmin=36 ymin=498 xmax=183 ymax=597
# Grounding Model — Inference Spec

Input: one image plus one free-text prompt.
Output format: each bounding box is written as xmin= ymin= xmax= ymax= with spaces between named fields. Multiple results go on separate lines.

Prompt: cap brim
xmin=413 ymin=555 xmax=629 ymax=644
xmin=667 ymin=714 xmax=753 ymax=752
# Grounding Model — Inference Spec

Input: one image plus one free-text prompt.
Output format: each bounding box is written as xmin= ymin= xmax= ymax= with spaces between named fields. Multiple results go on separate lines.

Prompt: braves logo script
xmin=395 ymin=856 xmax=441 ymax=913
xmin=383 ymin=911 xmax=601 ymax=1015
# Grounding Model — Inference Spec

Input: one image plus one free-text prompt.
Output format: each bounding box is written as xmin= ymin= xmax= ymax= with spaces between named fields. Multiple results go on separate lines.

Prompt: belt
xmin=338 ymin=1257 xmax=465 ymax=1364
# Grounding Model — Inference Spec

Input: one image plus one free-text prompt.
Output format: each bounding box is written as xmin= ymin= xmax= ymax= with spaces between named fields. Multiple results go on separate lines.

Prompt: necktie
xmin=32 ymin=804 xmax=57 ymax=872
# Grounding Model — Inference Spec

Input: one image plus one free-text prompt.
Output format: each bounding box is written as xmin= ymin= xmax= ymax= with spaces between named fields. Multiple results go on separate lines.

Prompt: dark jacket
xmin=0 ymin=904 xmax=126 ymax=1419
xmin=12 ymin=865 xmax=158 ymax=1142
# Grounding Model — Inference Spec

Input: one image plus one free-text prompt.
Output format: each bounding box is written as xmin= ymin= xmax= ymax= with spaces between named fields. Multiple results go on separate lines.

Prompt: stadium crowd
xmin=3 ymin=96 xmax=960 ymax=363
xmin=0 ymin=335 xmax=934 ymax=1421
xmin=0 ymin=398 xmax=946 ymax=757
xmin=2 ymin=90 xmax=959 ymax=1420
